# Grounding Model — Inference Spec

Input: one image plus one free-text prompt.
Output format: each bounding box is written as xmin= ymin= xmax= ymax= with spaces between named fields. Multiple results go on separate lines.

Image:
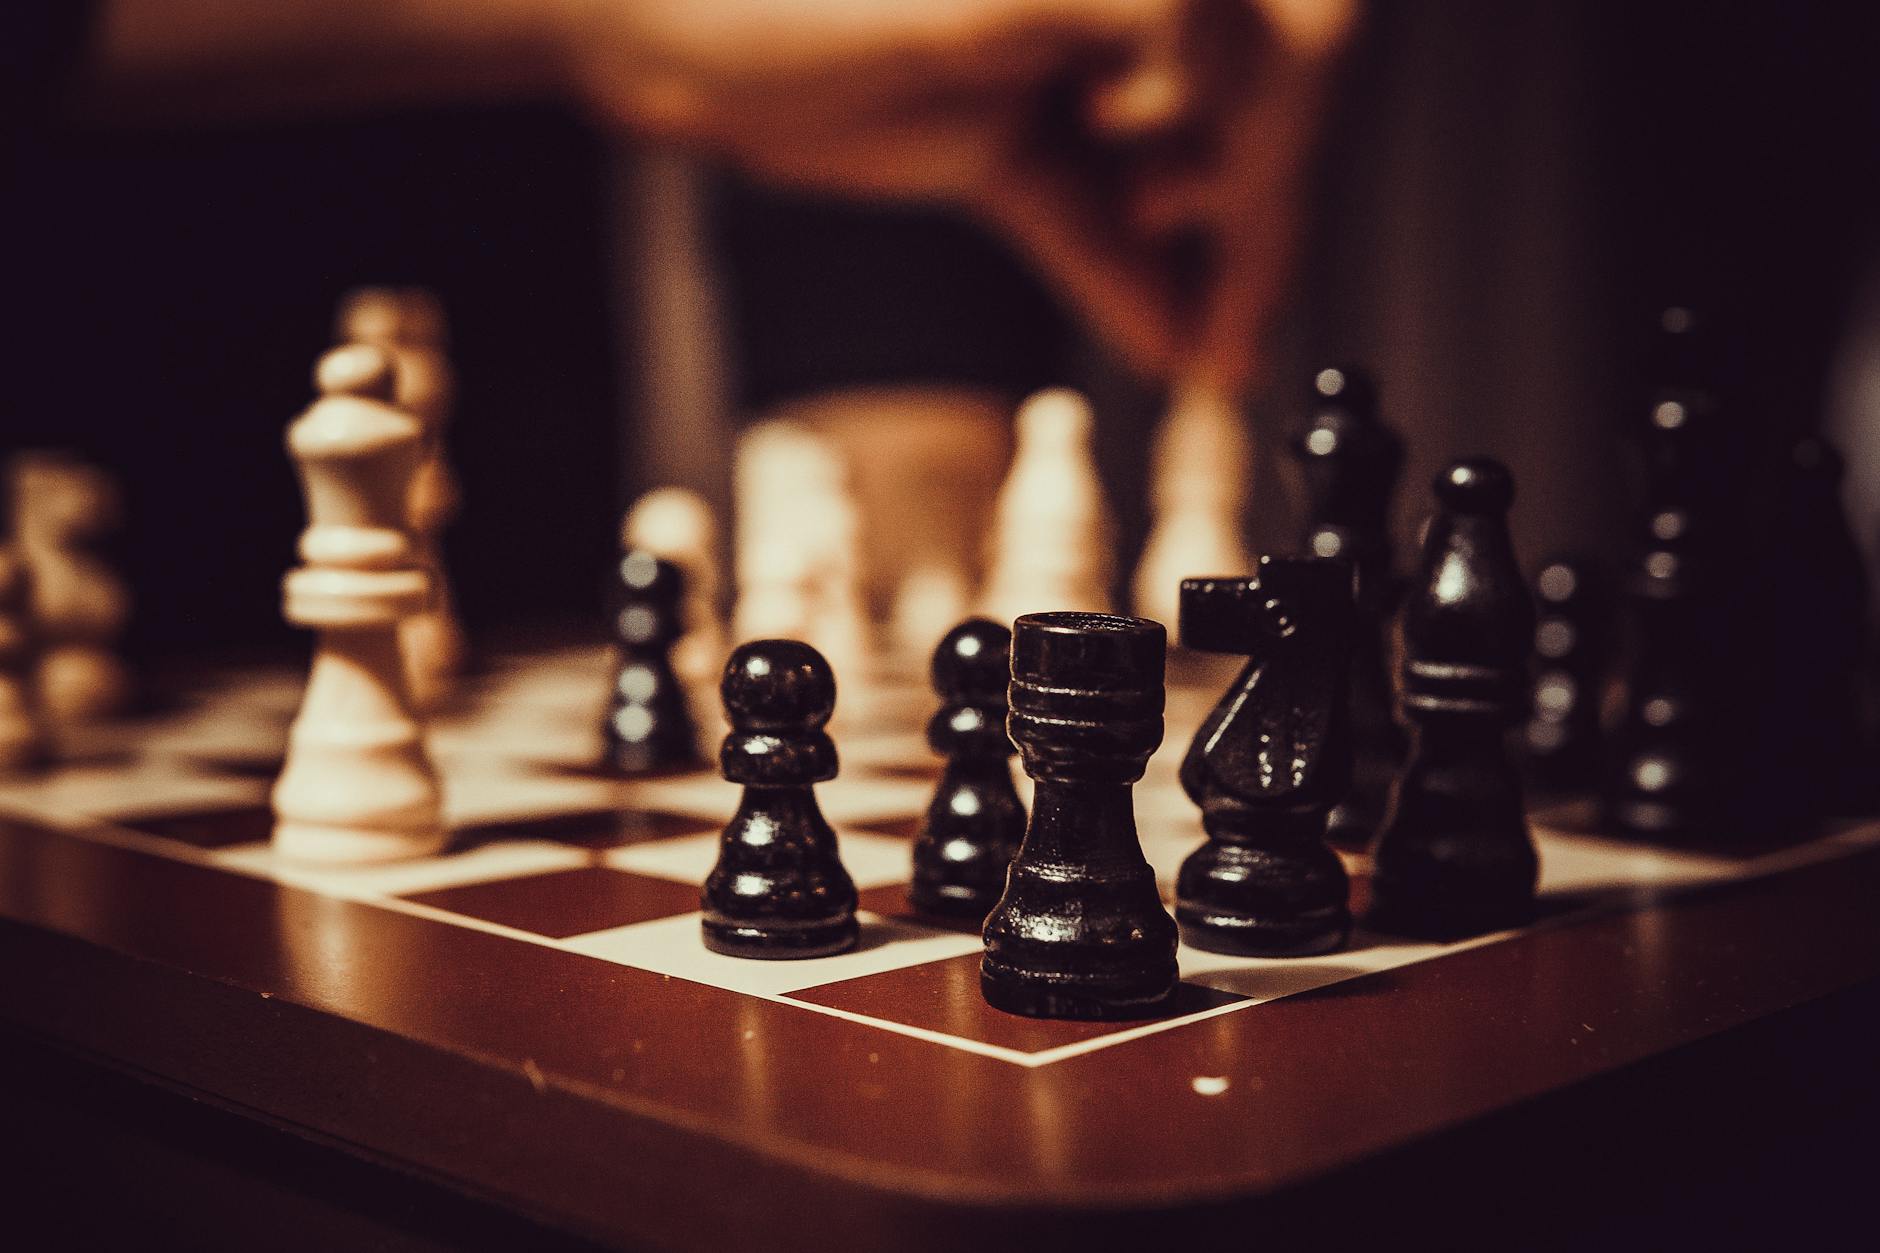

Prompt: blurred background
xmin=3 ymin=0 xmax=1875 ymax=665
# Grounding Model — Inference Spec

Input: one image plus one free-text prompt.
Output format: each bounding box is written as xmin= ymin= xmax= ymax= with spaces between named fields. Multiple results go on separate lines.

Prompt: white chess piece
xmin=732 ymin=421 xmax=871 ymax=672
xmin=980 ymin=388 xmax=1115 ymax=625
xmin=337 ymin=287 xmax=465 ymax=710
xmin=271 ymin=344 xmax=446 ymax=864
xmin=0 ymin=547 xmax=51 ymax=774
xmin=624 ymin=486 xmax=727 ymax=682
xmin=8 ymin=451 xmax=133 ymax=721
xmin=890 ymin=563 xmax=972 ymax=662
xmin=1132 ymin=379 xmax=1255 ymax=627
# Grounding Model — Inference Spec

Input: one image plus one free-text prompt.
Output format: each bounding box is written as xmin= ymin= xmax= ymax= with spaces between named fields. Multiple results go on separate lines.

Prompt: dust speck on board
xmin=1191 ymin=1075 xmax=1230 ymax=1097
xmin=742 ymin=1029 xmax=756 ymax=1042
xmin=521 ymin=1057 xmax=547 ymax=1095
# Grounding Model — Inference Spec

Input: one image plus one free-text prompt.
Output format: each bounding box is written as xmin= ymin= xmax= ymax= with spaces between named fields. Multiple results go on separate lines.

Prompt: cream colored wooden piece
xmin=8 ymin=451 xmax=133 ymax=722
xmin=272 ymin=345 xmax=446 ymax=864
xmin=979 ymin=388 xmax=1115 ymax=626
xmin=337 ymin=287 xmax=465 ymax=710
xmin=0 ymin=546 xmax=51 ymax=774
xmin=731 ymin=421 xmax=870 ymax=673
xmin=1132 ymin=378 xmax=1255 ymax=627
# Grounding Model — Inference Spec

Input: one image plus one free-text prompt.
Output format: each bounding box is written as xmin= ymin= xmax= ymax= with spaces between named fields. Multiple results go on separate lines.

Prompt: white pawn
xmin=1132 ymin=378 xmax=1255 ymax=627
xmin=624 ymin=486 xmax=727 ymax=683
xmin=337 ymin=287 xmax=465 ymax=710
xmin=732 ymin=421 xmax=871 ymax=672
xmin=733 ymin=421 xmax=819 ymax=643
xmin=0 ymin=546 xmax=51 ymax=774
xmin=980 ymin=388 xmax=1115 ymax=625
xmin=272 ymin=345 xmax=446 ymax=864
xmin=889 ymin=562 xmax=971 ymax=663
xmin=8 ymin=451 xmax=133 ymax=721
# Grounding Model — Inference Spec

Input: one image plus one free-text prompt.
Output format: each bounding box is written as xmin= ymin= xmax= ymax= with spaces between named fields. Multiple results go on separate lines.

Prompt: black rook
xmin=981 ymin=612 xmax=1177 ymax=1020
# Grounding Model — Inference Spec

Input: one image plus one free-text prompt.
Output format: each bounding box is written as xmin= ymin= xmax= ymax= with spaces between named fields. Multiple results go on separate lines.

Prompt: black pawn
xmin=601 ymin=551 xmax=701 ymax=775
xmin=1602 ymin=501 xmax=1723 ymax=842
xmin=910 ymin=619 xmax=1026 ymax=919
xmin=1521 ymin=558 xmax=1608 ymax=794
xmin=1176 ymin=559 xmax=1356 ymax=956
xmin=1291 ymin=365 xmax=1404 ymax=752
xmin=701 ymin=640 xmax=858 ymax=959
xmin=1370 ymin=460 xmax=1538 ymax=939
xmin=981 ymin=613 xmax=1176 ymax=1020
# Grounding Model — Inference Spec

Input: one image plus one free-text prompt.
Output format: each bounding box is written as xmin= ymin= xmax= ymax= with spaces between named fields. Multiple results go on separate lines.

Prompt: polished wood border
xmin=3 ymin=813 xmax=1878 ymax=1248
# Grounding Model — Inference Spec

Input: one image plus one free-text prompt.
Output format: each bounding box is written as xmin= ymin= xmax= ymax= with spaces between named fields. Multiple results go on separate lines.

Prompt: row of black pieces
xmin=1180 ymin=459 xmax=1539 ymax=953
xmin=693 ymin=615 xmax=1178 ymax=1026
xmin=1520 ymin=309 xmax=1873 ymax=842
xmin=697 ymin=454 xmax=1539 ymax=1023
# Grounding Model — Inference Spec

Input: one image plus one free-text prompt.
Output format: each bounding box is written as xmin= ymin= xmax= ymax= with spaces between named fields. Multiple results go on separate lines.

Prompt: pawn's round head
xmin=1311 ymin=364 xmax=1378 ymax=417
xmin=614 ymin=551 xmax=685 ymax=646
xmin=1435 ymin=458 xmax=1514 ymax=515
xmin=722 ymin=639 xmax=835 ymax=732
xmin=931 ymin=618 xmax=1011 ymax=704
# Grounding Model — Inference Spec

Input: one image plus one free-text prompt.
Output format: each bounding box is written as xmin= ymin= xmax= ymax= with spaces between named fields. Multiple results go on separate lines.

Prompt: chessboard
xmin=4 ymin=640 xmax=1880 ymax=1251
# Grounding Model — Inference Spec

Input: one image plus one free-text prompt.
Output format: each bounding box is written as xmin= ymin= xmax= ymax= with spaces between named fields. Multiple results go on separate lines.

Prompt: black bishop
xmin=1370 ymin=459 xmax=1538 ymax=938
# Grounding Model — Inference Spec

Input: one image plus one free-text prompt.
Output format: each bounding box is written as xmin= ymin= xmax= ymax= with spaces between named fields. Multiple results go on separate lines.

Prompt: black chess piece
xmin=1602 ymin=499 xmax=1727 ymax=842
xmin=909 ymin=619 xmax=1026 ymax=919
xmin=1522 ymin=557 xmax=1608 ymax=795
xmin=1370 ymin=459 xmax=1538 ymax=939
xmin=981 ymin=612 xmax=1177 ymax=1020
xmin=1602 ymin=367 xmax=1736 ymax=844
xmin=1175 ymin=560 xmax=1356 ymax=956
xmin=1291 ymin=365 xmax=1404 ymax=849
xmin=701 ymin=639 xmax=858 ymax=959
xmin=601 ymin=550 xmax=701 ymax=775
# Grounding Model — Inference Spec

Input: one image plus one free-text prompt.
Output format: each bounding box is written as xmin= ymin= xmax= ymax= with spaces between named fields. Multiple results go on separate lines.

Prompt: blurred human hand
xmin=86 ymin=0 xmax=1354 ymax=387
xmin=567 ymin=0 xmax=1355 ymax=388
xmin=1081 ymin=0 xmax=1358 ymax=391
xmin=563 ymin=0 xmax=1201 ymax=375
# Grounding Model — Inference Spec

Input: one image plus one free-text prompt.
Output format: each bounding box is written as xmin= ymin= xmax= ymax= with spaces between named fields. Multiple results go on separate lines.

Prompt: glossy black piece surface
xmin=702 ymin=639 xmax=857 ymax=959
xmin=981 ymin=613 xmax=1176 ymax=1020
xmin=1371 ymin=460 xmax=1538 ymax=939
xmin=1522 ymin=558 xmax=1608 ymax=794
xmin=910 ymin=619 xmax=1026 ymax=919
xmin=601 ymin=551 xmax=701 ymax=776
xmin=1175 ymin=561 xmax=1356 ymax=955
xmin=1291 ymin=365 xmax=1405 ymax=846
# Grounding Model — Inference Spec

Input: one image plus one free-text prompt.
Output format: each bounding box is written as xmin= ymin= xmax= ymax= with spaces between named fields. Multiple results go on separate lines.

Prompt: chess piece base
xmin=1176 ymin=905 xmax=1351 ymax=958
xmin=701 ymin=915 xmax=858 ymax=960
xmin=979 ymin=957 xmax=1176 ymax=1021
